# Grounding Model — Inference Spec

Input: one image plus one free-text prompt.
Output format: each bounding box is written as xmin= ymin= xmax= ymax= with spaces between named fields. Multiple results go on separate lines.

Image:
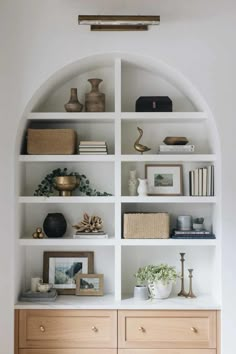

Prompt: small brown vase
xmin=85 ymin=79 xmax=105 ymax=112
xmin=64 ymin=88 xmax=83 ymax=112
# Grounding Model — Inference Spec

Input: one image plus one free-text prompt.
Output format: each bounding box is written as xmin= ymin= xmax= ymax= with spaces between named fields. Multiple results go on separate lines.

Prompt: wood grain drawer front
xmin=119 ymin=350 xmax=216 ymax=354
xmin=19 ymin=310 xmax=117 ymax=349
xmin=118 ymin=311 xmax=216 ymax=349
xmin=19 ymin=350 xmax=117 ymax=354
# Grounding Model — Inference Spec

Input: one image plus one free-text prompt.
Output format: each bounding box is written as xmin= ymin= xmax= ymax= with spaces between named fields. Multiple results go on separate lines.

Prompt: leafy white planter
xmin=148 ymin=281 xmax=173 ymax=299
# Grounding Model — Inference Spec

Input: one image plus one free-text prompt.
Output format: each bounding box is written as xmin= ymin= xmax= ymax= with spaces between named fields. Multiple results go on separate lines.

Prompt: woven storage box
xmin=123 ymin=213 xmax=170 ymax=239
xmin=27 ymin=129 xmax=77 ymax=155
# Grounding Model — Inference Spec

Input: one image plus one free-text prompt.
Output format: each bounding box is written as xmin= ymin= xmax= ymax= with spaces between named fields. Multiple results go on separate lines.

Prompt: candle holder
xmin=178 ymin=252 xmax=188 ymax=297
xmin=186 ymin=269 xmax=196 ymax=298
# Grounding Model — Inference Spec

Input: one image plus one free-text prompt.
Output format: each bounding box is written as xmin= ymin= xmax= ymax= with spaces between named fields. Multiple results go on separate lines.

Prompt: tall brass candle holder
xmin=186 ymin=269 xmax=196 ymax=298
xmin=178 ymin=252 xmax=188 ymax=297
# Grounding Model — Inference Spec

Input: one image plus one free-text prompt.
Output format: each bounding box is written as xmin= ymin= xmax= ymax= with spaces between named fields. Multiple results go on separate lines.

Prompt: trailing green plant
xmin=193 ymin=217 xmax=204 ymax=224
xmin=34 ymin=168 xmax=112 ymax=197
xmin=134 ymin=264 xmax=179 ymax=285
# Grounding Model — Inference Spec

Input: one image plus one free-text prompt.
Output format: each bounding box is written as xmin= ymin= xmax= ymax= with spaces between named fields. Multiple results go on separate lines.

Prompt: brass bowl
xmin=163 ymin=136 xmax=189 ymax=145
xmin=54 ymin=176 xmax=80 ymax=196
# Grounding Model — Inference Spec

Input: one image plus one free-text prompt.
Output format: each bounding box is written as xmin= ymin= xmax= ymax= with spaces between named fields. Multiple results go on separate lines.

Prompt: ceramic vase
xmin=43 ymin=213 xmax=67 ymax=238
xmin=128 ymin=170 xmax=138 ymax=196
xmin=64 ymin=88 xmax=83 ymax=112
xmin=137 ymin=178 xmax=148 ymax=196
xmin=85 ymin=78 xmax=105 ymax=112
xmin=133 ymin=285 xmax=149 ymax=300
xmin=148 ymin=281 xmax=173 ymax=299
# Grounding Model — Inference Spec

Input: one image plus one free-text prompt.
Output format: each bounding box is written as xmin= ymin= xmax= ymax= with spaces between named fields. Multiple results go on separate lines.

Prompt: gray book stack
xmin=78 ymin=141 xmax=108 ymax=155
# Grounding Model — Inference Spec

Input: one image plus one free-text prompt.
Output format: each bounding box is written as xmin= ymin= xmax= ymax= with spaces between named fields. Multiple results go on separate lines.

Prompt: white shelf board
xmin=121 ymin=154 xmax=216 ymax=162
xmin=19 ymin=237 xmax=116 ymax=246
xmin=121 ymin=112 xmax=207 ymax=123
xmin=15 ymin=294 xmax=220 ymax=310
xmin=27 ymin=112 xmax=116 ymax=123
xmin=19 ymin=155 xmax=115 ymax=162
xmin=18 ymin=196 xmax=115 ymax=204
xmin=121 ymin=238 xmax=217 ymax=246
xmin=121 ymin=196 xmax=217 ymax=204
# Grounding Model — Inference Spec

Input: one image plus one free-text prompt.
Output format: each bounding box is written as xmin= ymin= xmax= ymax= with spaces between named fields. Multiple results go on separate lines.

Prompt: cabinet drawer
xmin=119 ymin=350 xmax=216 ymax=354
xmin=19 ymin=310 xmax=117 ymax=349
xmin=20 ymin=350 xmax=117 ymax=354
xmin=118 ymin=311 xmax=216 ymax=349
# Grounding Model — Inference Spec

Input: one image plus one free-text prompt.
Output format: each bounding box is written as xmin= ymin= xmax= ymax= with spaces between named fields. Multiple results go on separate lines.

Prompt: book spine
xmin=194 ymin=168 xmax=199 ymax=196
xmin=202 ymin=167 xmax=207 ymax=196
xmin=199 ymin=168 xmax=203 ymax=196
xmin=207 ymin=165 xmax=212 ymax=196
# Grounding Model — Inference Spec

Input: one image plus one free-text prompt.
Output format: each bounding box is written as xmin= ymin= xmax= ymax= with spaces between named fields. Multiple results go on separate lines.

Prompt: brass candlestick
xmin=178 ymin=253 xmax=188 ymax=297
xmin=186 ymin=269 xmax=196 ymax=298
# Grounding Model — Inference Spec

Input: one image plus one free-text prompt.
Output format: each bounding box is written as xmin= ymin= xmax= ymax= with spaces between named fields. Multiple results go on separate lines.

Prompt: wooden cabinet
xmin=19 ymin=350 xmax=117 ymax=354
xmin=118 ymin=350 xmax=216 ymax=354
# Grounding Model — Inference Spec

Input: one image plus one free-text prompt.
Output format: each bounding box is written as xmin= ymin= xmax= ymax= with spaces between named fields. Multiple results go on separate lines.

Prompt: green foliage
xmin=193 ymin=217 xmax=204 ymax=224
xmin=34 ymin=168 xmax=112 ymax=197
xmin=134 ymin=264 xmax=179 ymax=285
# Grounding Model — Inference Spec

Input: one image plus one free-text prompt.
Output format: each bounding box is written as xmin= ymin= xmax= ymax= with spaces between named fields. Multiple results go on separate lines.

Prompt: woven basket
xmin=123 ymin=213 xmax=169 ymax=239
xmin=27 ymin=129 xmax=77 ymax=155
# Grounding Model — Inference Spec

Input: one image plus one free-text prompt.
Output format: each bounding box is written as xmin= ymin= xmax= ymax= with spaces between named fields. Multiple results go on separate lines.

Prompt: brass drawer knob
xmin=39 ymin=325 xmax=45 ymax=333
xmin=191 ymin=327 xmax=198 ymax=333
xmin=92 ymin=326 xmax=98 ymax=332
xmin=138 ymin=326 xmax=145 ymax=333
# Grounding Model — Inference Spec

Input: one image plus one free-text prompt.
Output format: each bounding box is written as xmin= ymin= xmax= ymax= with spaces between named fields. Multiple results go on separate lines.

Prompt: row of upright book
xmin=78 ymin=141 xmax=108 ymax=155
xmin=189 ymin=165 xmax=214 ymax=196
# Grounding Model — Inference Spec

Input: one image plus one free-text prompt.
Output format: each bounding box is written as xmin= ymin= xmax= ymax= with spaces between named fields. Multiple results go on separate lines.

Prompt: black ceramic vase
xmin=43 ymin=213 xmax=67 ymax=238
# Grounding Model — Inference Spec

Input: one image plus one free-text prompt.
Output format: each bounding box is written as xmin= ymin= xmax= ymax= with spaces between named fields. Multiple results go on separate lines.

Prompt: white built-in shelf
xmin=121 ymin=154 xmax=216 ymax=162
xmin=15 ymin=294 xmax=220 ymax=310
xmin=121 ymin=239 xmax=217 ymax=246
xmin=19 ymin=237 xmax=116 ymax=246
xmin=19 ymin=155 xmax=115 ymax=162
xmin=18 ymin=196 xmax=115 ymax=204
xmin=121 ymin=196 xmax=217 ymax=203
xmin=120 ymin=112 xmax=207 ymax=123
xmin=27 ymin=112 xmax=116 ymax=123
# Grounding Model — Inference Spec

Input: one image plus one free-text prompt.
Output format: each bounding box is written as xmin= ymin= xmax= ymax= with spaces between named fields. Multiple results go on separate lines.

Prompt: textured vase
xmin=137 ymin=178 xmax=148 ymax=196
xmin=133 ymin=285 xmax=149 ymax=300
xmin=85 ymin=79 xmax=105 ymax=112
xmin=64 ymin=88 xmax=83 ymax=112
xmin=128 ymin=170 xmax=138 ymax=196
xmin=148 ymin=281 xmax=173 ymax=299
xmin=43 ymin=213 xmax=67 ymax=238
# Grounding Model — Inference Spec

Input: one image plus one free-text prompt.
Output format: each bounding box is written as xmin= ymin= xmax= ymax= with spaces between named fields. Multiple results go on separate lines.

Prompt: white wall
xmin=0 ymin=0 xmax=236 ymax=353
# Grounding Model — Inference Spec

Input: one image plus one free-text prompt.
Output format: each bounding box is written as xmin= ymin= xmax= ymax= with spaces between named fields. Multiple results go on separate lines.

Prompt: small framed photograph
xmin=76 ymin=274 xmax=104 ymax=296
xmin=43 ymin=251 xmax=94 ymax=295
xmin=145 ymin=164 xmax=183 ymax=196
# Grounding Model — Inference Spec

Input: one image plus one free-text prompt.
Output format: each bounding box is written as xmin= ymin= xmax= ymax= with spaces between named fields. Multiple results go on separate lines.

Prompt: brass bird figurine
xmin=134 ymin=127 xmax=151 ymax=154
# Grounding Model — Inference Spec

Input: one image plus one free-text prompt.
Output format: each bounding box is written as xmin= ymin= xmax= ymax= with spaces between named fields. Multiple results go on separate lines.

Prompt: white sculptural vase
xmin=137 ymin=178 xmax=148 ymax=196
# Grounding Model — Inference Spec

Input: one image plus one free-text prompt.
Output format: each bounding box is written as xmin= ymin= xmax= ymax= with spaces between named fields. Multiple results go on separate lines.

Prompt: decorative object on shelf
xmin=189 ymin=165 xmax=214 ymax=196
xmin=64 ymin=88 xmax=83 ymax=112
xmin=135 ymin=96 xmax=172 ymax=112
xmin=177 ymin=215 xmax=192 ymax=231
xmin=163 ymin=136 xmax=188 ymax=145
xmin=192 ymin=217 xmax=204 ymax=231
xmin=128 ymin=170 xmax=138 ymax=196
xmin=133 ymin=285 xmax=149 ymax=301
xmin=19 ymin=288 xmax=58 ymax=302
xmin=73 ymin=232 xmax=108 ymax=239
xmin=43 ymin=251 xmax=94 ymax=295
xmin=186 ymin=269 xmax=196 ymax=298
xmin=32 ymin=227 xmax=45 ymax=239
xmin=159 ymin=144 xmax=195 ymax=154
xmin=135 ymin=264 xmax=179 ymax=299
xmin=171 ymin=229 xmax=215 ymax=239
xmin=76 ymin=274 xmax=104 ymax=296
xmin=85 ymin=78 xmax=105 ymax=112
xmin=37 ymin=282 xmax=53 ymax=293
xmin=78 ymin=140 xmax=108 ymax=155
xmin=54 ymin=176 xmax=80 ymax=196
xmin=27 ymin=128 xmax=77 ymax=155
xmin=31 ymin=277 xmax=43 ymax=292
xmin=145 ymin=164 xmax=183 ymax=196
xmin=134 ymin=127 xmax=151 ymax=154
xmin=78 ymin=15 xmax=160 ymax=31
xmin=178 ymin=253 xmax=188 ymax=297
xmin=43 ymin=213 xmax=67 ymax=238
xmin=137 ymin=178 xmax=148 ymax=196
xmin=73 ymin=213 xmax=103 ymax=233
xmin=123 ymin=213 xmax=169 ymax=239
xmin=34 ymin=168 xmax=112 ymax=197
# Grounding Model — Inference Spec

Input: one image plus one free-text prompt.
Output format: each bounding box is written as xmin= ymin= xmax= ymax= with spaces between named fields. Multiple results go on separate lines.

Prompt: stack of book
xmin=189 ymin=165 xmax=214 ymax=196
xmin=172 ymin=229 xmax=215 ymax=239
xmin=158 ymin=145 xmax=195 ymax=154
xmin=78 ymin=141 xmax=108 ymax=155
xmin=73 ymin=232 xmax=108 ymax=239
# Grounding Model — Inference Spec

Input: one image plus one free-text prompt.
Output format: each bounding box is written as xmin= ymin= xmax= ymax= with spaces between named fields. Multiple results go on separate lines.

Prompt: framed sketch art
xmin=145 ymin=164 xmax=183 ymax=196
xmin=43 ymin=251 xmax=94 ymax=294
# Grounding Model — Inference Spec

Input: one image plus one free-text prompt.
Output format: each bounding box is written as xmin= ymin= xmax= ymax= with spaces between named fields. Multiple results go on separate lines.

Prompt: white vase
xmin=128 ymin=170 xmax=138 ymax=196
xmin=137 ymin=178 xmax=148 ymax=196
xmin=148 ymin=281 xmax=173 ymax=299
xmin=133 ymin=285 xmax=149 ymax=300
